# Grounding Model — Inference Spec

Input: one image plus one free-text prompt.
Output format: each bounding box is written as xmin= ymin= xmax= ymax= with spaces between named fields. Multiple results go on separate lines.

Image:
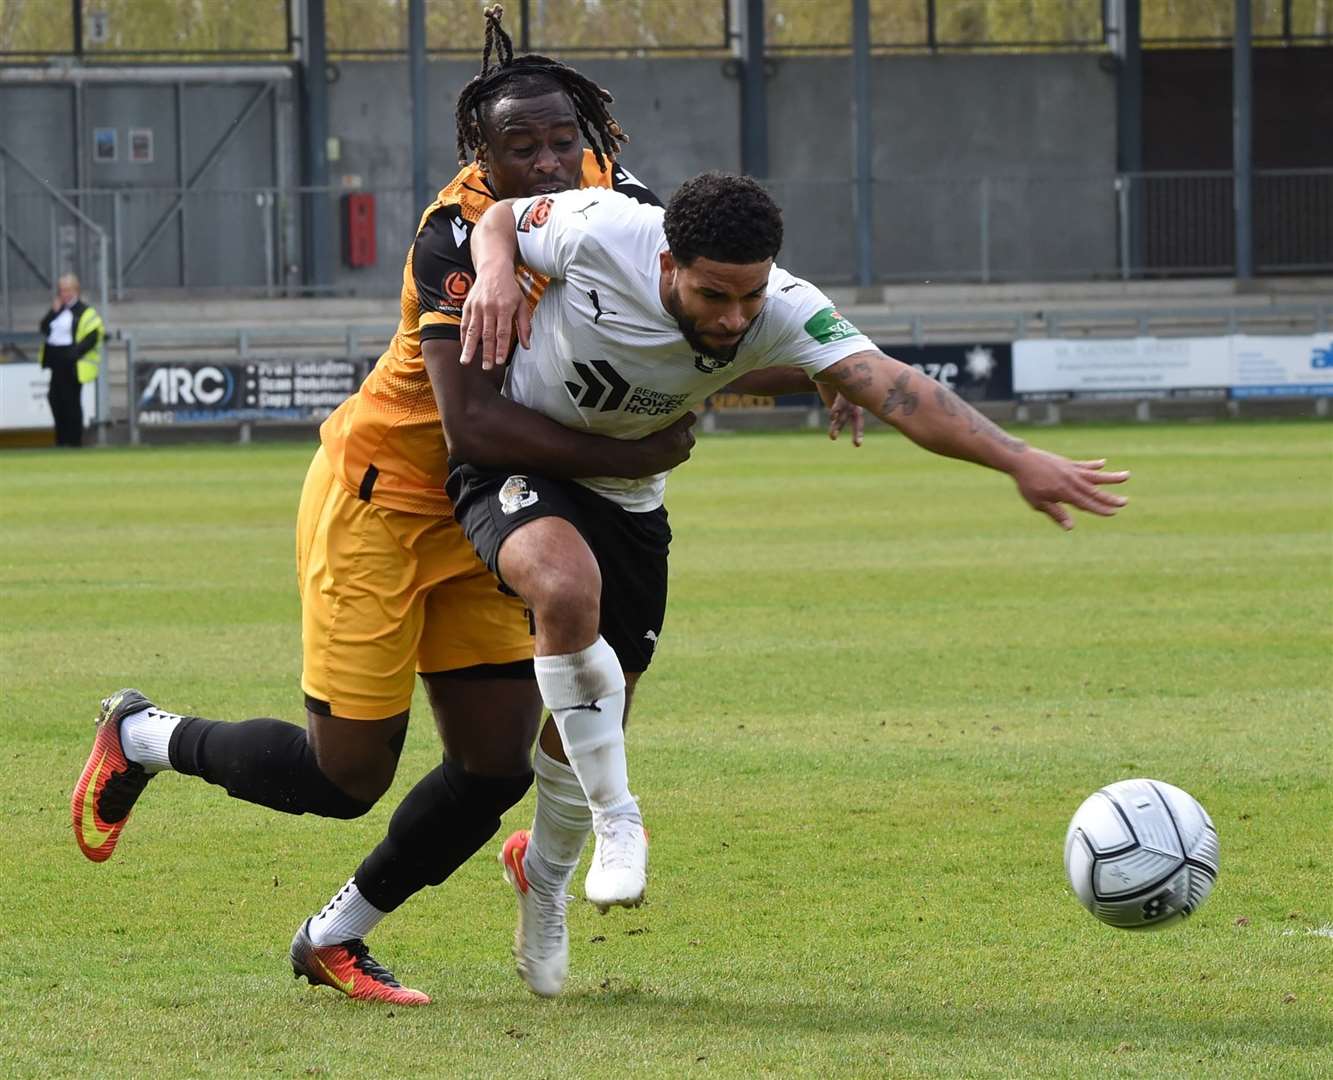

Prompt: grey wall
xmin=0 ymin=79 xmax=291 ymax=301
xmin=2 ymin=52 xmax=1117 ymax=302
xmin=0 ymin=86 xmax=77 ymax=296
xmin=767 ymin=53 xmax=1118 ymax=282
xmin=326 ymin=53 xmax=1115 ymax=291
xmin=325 ymin=57 xmax=739 ymax=293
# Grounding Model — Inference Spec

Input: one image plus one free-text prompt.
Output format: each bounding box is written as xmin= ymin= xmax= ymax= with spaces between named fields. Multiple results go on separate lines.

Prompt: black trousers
xmin=45 ymin=350 xmax=83 ymax=447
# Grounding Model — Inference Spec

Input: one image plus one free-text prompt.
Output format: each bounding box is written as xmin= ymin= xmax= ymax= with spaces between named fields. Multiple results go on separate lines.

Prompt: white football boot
xmin=500 ymin=830 xmax=570 ymax=997
xmin=584 ymin=816 xmax=648 ymax=914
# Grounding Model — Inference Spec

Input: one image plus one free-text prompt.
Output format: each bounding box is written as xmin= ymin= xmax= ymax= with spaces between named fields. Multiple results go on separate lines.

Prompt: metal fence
xmin=1 ymin=169 xmax=1330 ymax=321
xmin=5 ymin=1 xmax=1329 ymax=61
xmin=1131 ymin=168 xmax=1333 ymax=276
xmin=0 ymin=144 xmax=110 ymax=336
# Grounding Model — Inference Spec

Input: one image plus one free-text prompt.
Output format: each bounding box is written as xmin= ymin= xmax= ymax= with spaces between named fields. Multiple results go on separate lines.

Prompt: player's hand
xmin=826 ymin=392 xmax=864 ymax=447
xmin=816 ymin=381 xmax=864 ymax=447
xmin=459 ymin=271 xmax=531 ymax=371
xmin=1011 ymin=451 xmax=1130 ymax=531
xmin=629 ymin=412 xmax=697 ymax=476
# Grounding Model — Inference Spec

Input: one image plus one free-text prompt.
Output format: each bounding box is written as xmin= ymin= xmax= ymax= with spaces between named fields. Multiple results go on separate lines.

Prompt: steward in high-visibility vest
xmin=39 ymin=273 xmax=104 ymax=447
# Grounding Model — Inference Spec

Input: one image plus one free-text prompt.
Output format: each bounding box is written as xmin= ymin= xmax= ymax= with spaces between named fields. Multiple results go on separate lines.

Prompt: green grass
xmin=2 ymin=421 xmax=1330 ymax=1078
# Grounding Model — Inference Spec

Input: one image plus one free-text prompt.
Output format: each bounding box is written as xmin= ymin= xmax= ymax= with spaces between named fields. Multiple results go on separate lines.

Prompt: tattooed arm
xmin=816 ymin=349 xmax=1130 ymax=529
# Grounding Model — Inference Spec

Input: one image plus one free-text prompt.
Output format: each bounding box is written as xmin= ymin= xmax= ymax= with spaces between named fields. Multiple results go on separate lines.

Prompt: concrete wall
xmin=2 ymin=52 xmax=1117 ymax=304
xmin=324 ymin=57 xmax=739 ymax=293
xmin=767 ymin=53 xmax=1118 ymax=282
xmin=0 ymin=86 xmax=77 ymax=297
xmin=325 ymin=52 xmax=1115 ymax=291
xmin=0 ymin=79 xmax=290 ymax=303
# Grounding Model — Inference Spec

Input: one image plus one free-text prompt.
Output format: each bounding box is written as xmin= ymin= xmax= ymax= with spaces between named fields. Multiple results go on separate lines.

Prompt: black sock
xmin=168 ymin=716 xmax=374 ymax=819
xmin=354 ymin=760 xmax=533 ymax=912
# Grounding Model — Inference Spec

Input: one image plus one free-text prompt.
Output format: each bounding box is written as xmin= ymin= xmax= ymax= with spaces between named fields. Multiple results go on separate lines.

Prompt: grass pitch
xmin=2 ymin=421 xmax=1330 ymax=1078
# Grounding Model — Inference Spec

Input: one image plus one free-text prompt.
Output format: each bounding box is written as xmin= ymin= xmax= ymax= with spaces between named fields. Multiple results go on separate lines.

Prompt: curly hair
xmin=663 ymin=173 xmax=784 ymax=267
xmin=454 ymin=4 xmax=627 ymax=171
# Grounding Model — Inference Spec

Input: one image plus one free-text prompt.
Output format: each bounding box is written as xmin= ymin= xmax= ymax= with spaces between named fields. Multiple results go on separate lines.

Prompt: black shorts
xmin=447 ymin=464 xmax=671 ymax=673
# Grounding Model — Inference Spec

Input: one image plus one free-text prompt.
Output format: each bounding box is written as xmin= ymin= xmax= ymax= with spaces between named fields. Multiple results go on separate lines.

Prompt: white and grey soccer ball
xmin=1064 ymin=778 xmax=1219 ymax=930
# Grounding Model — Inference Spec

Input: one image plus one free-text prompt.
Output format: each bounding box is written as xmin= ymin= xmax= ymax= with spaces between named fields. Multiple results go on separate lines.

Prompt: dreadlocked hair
xmin=454 ymin=4 xmax=628 ymax=172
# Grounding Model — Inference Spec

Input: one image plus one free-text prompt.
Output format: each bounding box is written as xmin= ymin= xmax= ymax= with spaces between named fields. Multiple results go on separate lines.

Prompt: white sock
xmin=307 ymin=878 xmax=387 ymax=946
xmin=119 ymin=707 xmax=184 ymax=773
xmin=533 ymin=637 xmax=639 ymax=831
xmin=527 ymin=746 xmax=593 ymax=886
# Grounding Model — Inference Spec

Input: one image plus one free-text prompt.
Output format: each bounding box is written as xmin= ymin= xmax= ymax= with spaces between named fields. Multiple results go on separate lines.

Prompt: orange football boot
xmin=290 ymin=920 xmax=431 ymax=1006
xmin=71 ymin=689 xmax=156 ymax=863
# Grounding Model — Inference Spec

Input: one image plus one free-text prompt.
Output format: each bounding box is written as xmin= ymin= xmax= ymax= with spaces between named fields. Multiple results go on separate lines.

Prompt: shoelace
xmin=528 ymin=887 xmax=570 ymax=956
xmin=341 ymin=939 xmax=404 ymax=988
xmin=598 ymin=820 xmax=643 ymax=871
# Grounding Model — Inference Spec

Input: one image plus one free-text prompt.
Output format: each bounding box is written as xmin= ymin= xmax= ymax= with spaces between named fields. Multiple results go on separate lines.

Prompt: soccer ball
xmin=1064 ymin=778 xmax=1219 ymax=930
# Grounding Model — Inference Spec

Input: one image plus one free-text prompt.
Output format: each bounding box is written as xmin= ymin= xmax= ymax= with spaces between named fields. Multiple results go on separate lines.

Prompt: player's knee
xmin=311 ymin=753 xmax=396 ymax=808
xmin=442 ymin=760 xmax=534 ymax=820
xmin=525 ymin=563 xmax=601 ymax=629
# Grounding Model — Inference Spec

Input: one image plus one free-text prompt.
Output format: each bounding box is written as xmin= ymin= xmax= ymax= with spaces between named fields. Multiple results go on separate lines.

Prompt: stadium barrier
xmin=121 ymin=324 xmax=387 ymax=444
xmin=1011 ymin=333 xmax=1333 ymax=423
xmin=7 ymin=309 xmax=1327 ymax=445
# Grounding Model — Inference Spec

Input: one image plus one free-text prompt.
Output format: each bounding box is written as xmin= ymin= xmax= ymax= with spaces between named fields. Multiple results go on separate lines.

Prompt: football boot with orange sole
xmin=290 ymin=920 xmax=430 ymax=1006
xmin=72 ymin=689 xmax=156 ymax=863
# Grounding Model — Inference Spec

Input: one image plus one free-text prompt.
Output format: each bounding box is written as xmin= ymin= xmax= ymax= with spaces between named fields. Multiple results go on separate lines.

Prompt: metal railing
xmin=0 ymin=142 xmax=111 ymax=335
xmin=1124 ymin=168 xmax=1333 ymax=278
xmin=2 ymin=171 xmax=1329 ymax=307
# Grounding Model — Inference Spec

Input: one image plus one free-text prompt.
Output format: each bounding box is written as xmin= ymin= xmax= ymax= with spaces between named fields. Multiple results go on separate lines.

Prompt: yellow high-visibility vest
xmin=39 ymin=303 xmax=105 ymax=383
xmin=75 ymin=306 xmax=104 ymax=384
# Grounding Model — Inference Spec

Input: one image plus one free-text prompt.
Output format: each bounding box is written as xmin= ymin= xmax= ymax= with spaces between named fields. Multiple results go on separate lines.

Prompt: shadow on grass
xmin=484 ymin=985 xmax=1333 ymax=1054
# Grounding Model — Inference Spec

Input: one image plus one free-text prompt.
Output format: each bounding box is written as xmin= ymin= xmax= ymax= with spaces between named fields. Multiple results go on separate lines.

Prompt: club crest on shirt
xmin=498 ymin=475 xmax=539 ymax=515
xmin=693 ymin=352 xmax=734 ymax=374
xmin=517 ymin=197 xmax=554 ymax=232
xmin=442 ymin=270 xmax=474 ymax=311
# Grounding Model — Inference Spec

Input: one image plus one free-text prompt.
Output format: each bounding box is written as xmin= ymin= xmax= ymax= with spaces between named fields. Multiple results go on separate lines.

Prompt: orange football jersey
xmin=319 ymin=151 xmax=658 ymax=516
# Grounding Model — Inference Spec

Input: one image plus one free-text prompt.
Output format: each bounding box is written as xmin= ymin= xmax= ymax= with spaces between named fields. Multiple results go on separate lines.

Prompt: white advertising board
xmin=1015 ymin=334 xmax=1333 ymax=398
xmin=1230 ymin=334 xmax=1333 ymax=397
xmin=1013 ymin=337 xmax=1230 ymax=396
xmin=0 ymin=363 xmax=96 ymax=430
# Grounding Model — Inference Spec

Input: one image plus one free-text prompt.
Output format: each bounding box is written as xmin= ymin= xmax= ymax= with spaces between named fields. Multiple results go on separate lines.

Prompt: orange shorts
xmin=295 ymin=446 xmax=533 ymax=720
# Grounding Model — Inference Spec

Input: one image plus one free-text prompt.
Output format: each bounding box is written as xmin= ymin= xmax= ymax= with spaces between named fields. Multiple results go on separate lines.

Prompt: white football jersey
xmin=509 ymin=188 xmax=874 ymax=510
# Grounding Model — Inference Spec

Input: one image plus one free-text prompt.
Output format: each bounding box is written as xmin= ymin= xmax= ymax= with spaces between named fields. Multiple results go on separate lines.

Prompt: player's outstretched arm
xmin=425 ymin=338 xmax=695 ymax=479
xmin=724 ymin=367 xmax=865 ymax=447
xmin=817 ymin=350 xmax=1129 ymax=530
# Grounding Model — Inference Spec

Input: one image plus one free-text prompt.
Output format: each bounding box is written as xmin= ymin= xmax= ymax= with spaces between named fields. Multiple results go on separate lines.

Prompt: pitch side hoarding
xmin=1014 ymin=334 xmax=1333 ymax=401
xmin=134 ymin=358 xmax=370 ymax=426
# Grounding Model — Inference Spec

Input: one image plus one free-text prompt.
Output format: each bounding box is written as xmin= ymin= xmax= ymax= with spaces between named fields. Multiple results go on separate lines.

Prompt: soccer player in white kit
xmin=446 ymin=172 xmax=1131 ymax=996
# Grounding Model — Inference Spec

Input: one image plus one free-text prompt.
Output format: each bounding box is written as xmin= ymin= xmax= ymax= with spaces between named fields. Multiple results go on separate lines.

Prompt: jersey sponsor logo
xmin=516 ymin=196 xmax=554 ymax=232
xmin=693 ymin=352 xmax=734 ymax=374
xmin=565 ymin=359 xmax=631 ymax=411
xmin=498 ymin=475 xmax=539 ymax=515
xmin=625 ymin=386 xmax=689 ymax=416
xmin=587 ymin=289 xmax=618 ymax=324
xmin=804 ymin=306 xmax=860 ymax=345
xmin=450 ymin=217 xmax=470 ymax=249
xmin=443 ymin=271 xmax=474 ymax=303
